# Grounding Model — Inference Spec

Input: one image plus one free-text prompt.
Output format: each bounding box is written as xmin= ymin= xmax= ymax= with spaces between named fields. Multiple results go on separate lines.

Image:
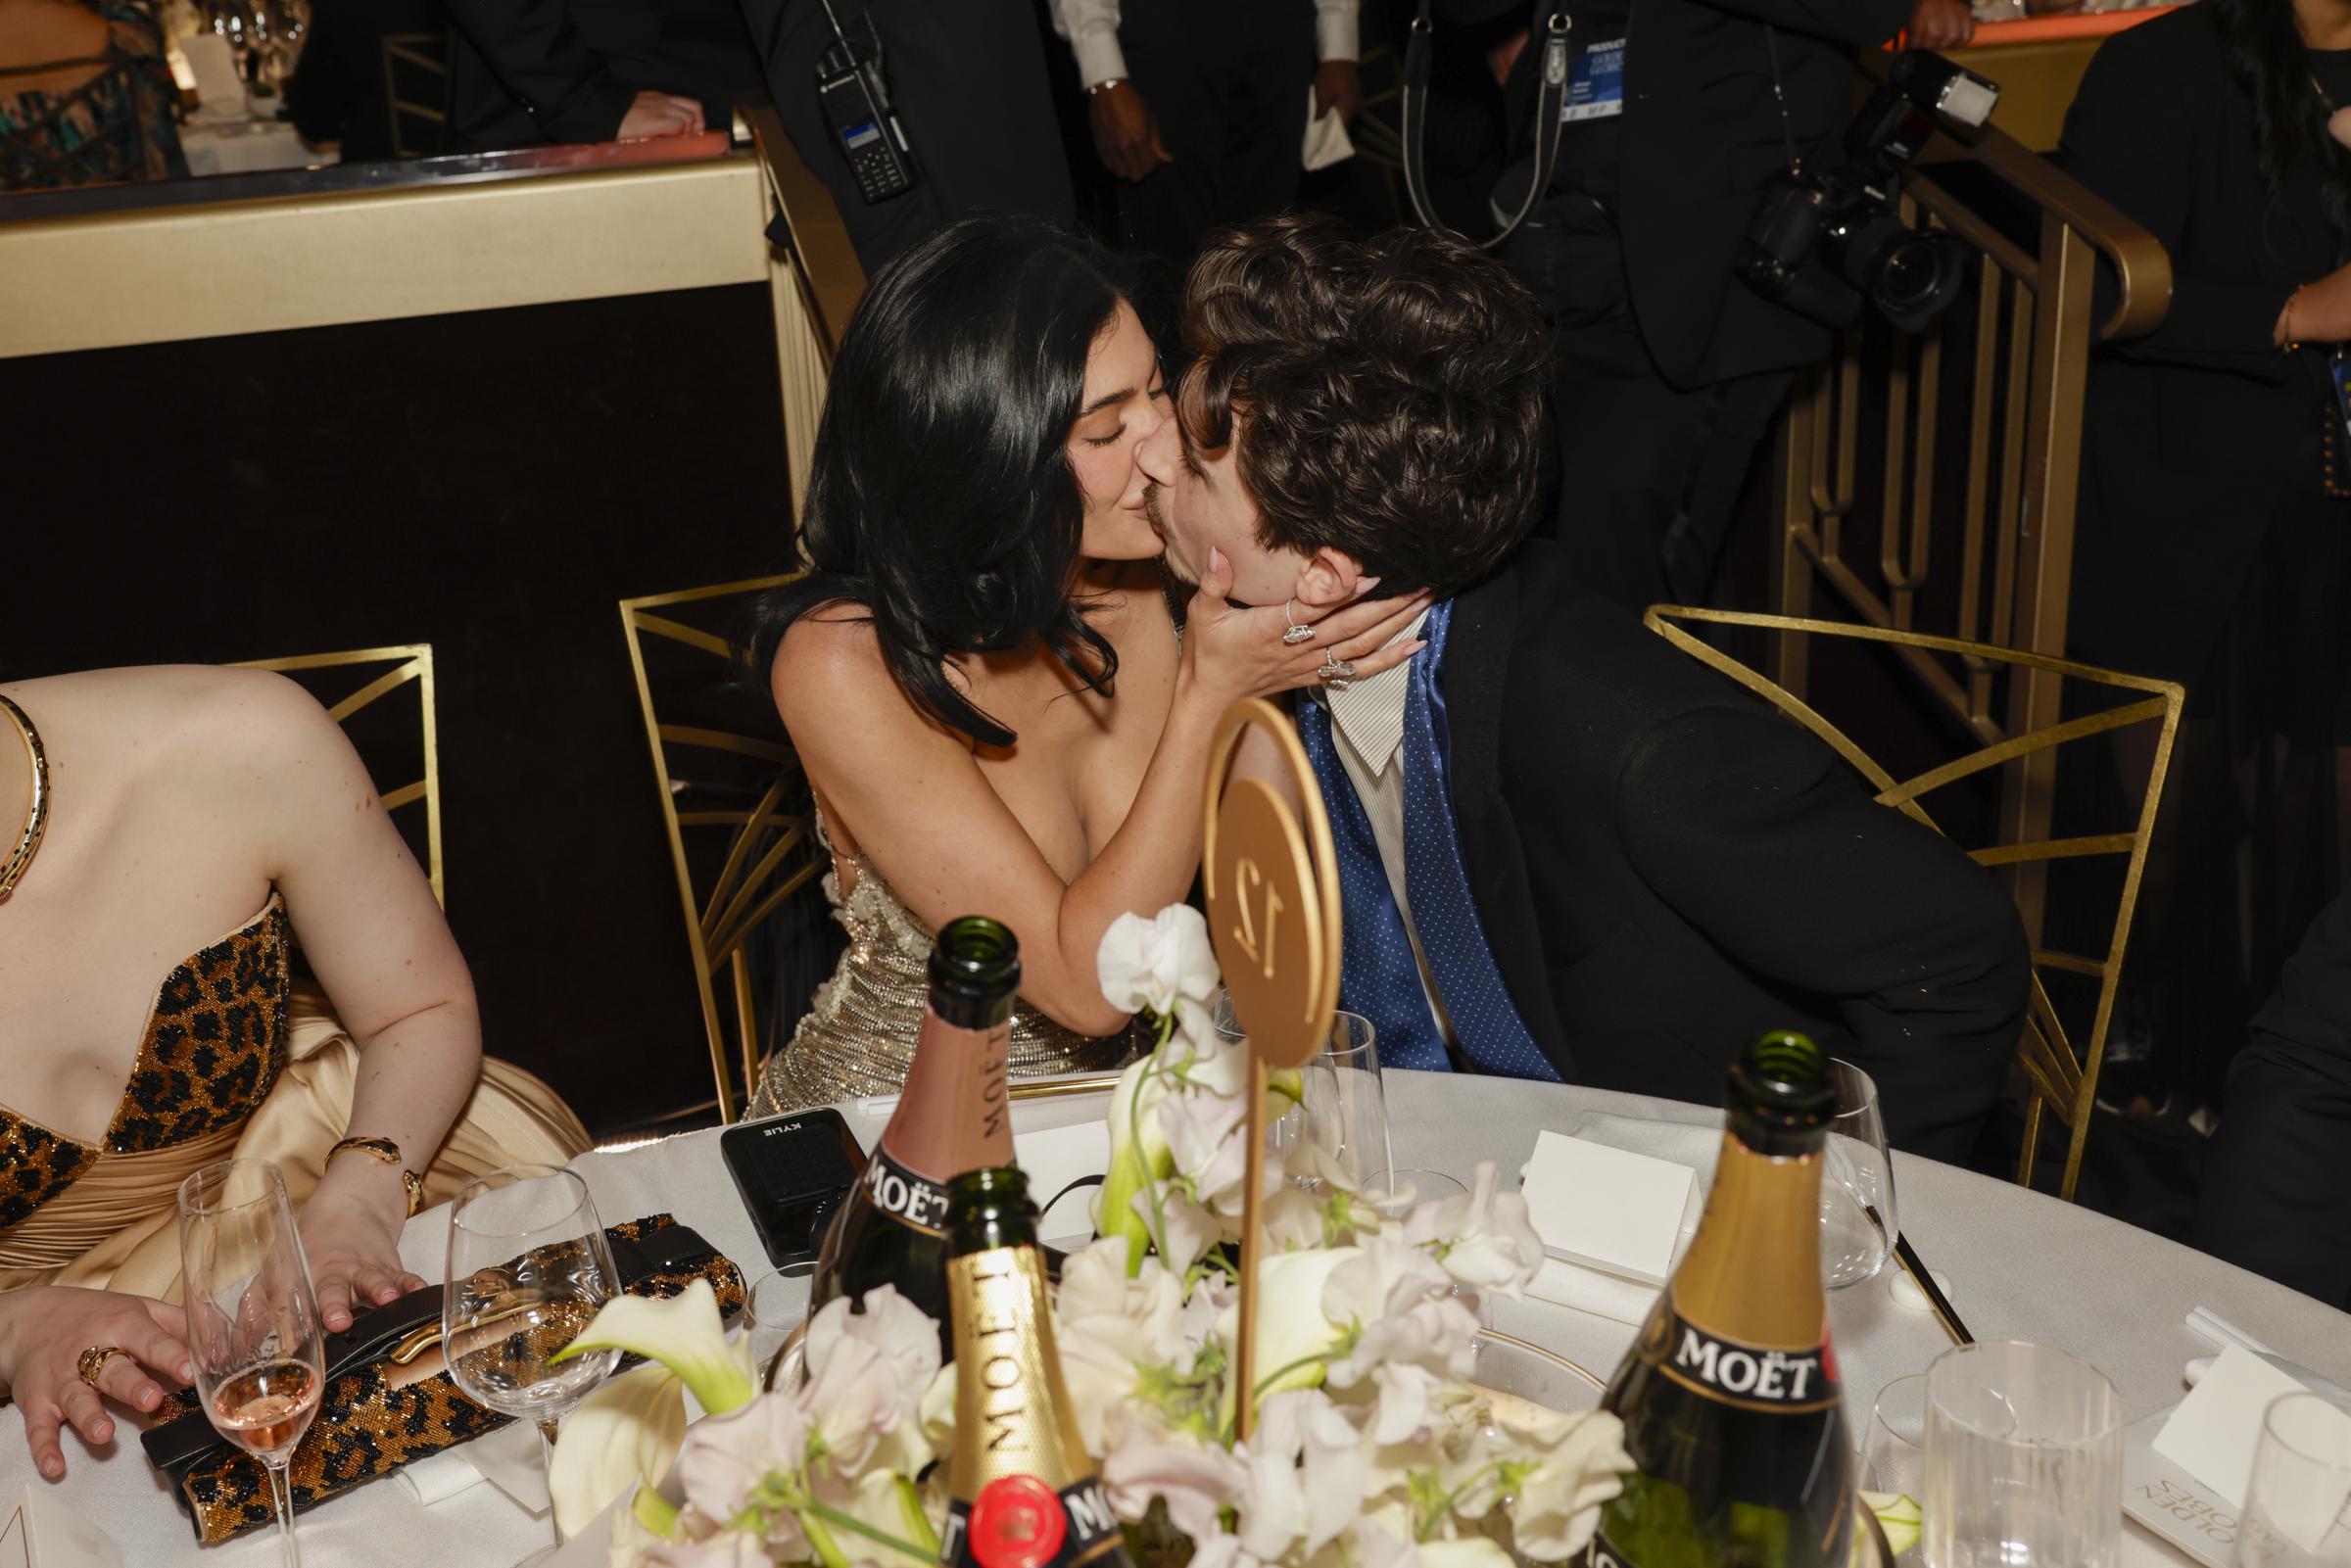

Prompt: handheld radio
xmin=814 ymin=0 xmax=916 ymax=204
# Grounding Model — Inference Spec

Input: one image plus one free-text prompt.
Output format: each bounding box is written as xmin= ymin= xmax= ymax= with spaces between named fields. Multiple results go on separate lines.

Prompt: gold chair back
xmin=619 ymin=574 xmax=823 ymax=1123
xmin=381 ymin=32 xmax=449 ymax=161
xmin=230 ymin=645 xmax=443 ymax=903
xmin=1642 ymin=606 xmax=2183 ymax=1202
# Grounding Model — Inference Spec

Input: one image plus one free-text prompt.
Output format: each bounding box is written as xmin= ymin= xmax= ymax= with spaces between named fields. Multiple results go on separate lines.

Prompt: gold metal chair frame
xmin=1643 ymin=605 xmax=2183 ymax=1201
xmin=619 ymin=573 xmax=819 ymax=1124
xmin=231 ymin=644 xmax=443 ymax=903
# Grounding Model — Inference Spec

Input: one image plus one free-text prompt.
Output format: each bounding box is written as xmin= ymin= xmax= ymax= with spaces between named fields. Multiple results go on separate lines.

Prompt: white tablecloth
xmin=9 ymin=1072 xmax=2347 ymax=1565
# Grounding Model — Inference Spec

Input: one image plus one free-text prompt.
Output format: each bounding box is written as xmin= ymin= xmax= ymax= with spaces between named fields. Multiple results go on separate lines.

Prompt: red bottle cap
xmin=969 ymin=1475 xmax=1068 ymax=1568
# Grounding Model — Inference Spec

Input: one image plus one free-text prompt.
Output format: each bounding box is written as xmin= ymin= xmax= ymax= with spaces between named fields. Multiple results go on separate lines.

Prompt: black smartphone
xmin=719 ymin=1107 xmax=865 ymax=1269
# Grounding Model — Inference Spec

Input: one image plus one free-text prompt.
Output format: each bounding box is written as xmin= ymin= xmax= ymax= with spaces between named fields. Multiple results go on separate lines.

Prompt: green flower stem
xmin=802 ymin=1511 xmax=852 ymax=1568
xmin=895 ymin=1476 xmax=942 ymax=1559
xmin=801 ymin=1498 xmax=939 ymax=1565
xmin=1416 ymin=1462 xmax=1507 ymax=1542
xmin=1250 ymin=1353 xmax=1330 ymax=1400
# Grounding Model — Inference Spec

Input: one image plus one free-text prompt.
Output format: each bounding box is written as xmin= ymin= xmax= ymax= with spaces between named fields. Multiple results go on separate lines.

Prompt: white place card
xmin=1520 ymin=1130 xmax=1696 ymax=1287
xmin=0 ymin=1488 xmax=124 ymax=1568
xmin=2153 ymin=1344 xmax=2313 ymax=1509
xmin=2125 ymin=1409 xmax=2240 ymax=1568
xmin=1012 ymin=1119 xmax=1111 ymax=1247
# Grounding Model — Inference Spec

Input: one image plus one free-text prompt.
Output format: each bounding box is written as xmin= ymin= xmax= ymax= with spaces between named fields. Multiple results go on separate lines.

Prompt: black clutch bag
xmin=141 ymin=1213 xmax=744 ymax=1544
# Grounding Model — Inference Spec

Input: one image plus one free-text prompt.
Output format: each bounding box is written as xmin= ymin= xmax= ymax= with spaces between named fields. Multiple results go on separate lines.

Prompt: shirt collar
xmin=1320 ymin=607 xmax=1432 ymax=774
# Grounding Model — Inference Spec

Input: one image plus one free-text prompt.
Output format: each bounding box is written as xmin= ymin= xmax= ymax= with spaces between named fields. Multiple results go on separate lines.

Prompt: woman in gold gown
xmin=744 ymin=214 xmax=1428 ymax=1113
xmin=0 ymin=664 xmax=589 ymax=1479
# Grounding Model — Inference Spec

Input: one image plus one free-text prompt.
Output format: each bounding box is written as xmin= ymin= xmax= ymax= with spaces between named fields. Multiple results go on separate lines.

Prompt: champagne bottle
xmin=941 ymin=1166 xmax=1132 ymax=1568
xmin=808 ymin=916 xmax=1019 ymax=1350
xmin=1590 ymin=1031 xmax=1854 ymax=1568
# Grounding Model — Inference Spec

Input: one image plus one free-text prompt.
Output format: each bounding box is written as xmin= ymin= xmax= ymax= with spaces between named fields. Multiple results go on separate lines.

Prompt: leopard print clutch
xmin=142 ymin=1213 xmax=745 ymax=1544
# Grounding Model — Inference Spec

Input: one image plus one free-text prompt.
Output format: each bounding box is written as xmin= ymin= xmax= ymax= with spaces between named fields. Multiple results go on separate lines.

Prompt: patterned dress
xmin=2 ymin=0 xmax=188 ymax=191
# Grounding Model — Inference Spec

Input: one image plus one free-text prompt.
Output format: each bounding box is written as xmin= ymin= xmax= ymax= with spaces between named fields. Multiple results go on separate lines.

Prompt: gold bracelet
xmin=2283 ymin=285 xmax=2307 ymax=353
xmin=326 ymin=1135 xmax=425 ymax=1216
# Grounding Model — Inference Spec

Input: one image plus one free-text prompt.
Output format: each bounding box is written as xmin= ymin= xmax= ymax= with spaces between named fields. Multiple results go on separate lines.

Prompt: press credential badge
xmin=1561 ymin=37 xmax=1625 ymax=121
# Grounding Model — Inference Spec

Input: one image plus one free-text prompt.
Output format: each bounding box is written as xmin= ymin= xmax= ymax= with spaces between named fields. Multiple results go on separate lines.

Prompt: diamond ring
xmin=1317 ymin=654 xmax=1356 ymax=688
xmin=1282 ymin=598 xmax=1316 ymax=645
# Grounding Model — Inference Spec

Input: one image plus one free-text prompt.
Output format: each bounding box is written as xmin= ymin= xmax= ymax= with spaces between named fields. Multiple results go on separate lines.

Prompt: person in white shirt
xmin=1047 ymin=0 xmax=1362 ymax=259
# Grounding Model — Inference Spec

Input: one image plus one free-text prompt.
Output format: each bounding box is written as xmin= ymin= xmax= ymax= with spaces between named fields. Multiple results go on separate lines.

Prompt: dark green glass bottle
xmin=941 ymin=1167 xmax=1132 ymax=1568
xmin=1590 ymin=1031 xmax=1855 ymax=1568
xmin=807 ymin=917 xmax=1020 ymax=1354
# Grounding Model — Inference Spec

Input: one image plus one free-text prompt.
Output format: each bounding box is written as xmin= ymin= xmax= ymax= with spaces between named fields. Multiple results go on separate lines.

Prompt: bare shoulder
xmin=771 ymin=605 xmax=957 ymax=746
xmin=6 ymin=665 xmax=341 ymax=761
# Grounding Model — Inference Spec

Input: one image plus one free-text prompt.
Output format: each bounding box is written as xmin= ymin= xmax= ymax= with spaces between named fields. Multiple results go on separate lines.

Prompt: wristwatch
xmin=327 ymin=1135 xmax=425 ymax=1216
xmin=1084 ymin=76 xmax=1128 ymax=96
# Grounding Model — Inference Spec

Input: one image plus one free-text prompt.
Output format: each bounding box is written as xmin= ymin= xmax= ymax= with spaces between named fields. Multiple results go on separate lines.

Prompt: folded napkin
xmin=1526 ymin=1256 xmax=1660 ymax=1326
xmin=1304 ymin=89 xmax=1355 ymax=171
xmin=398 ymin=1449 xmax=489 ymax=1507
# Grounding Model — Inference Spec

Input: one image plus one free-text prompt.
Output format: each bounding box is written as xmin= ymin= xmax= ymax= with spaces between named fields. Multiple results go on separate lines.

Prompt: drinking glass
xmin=443 ymin=1165 xmax=621 ymax=1550
xmin=2239 ymin=1391 xmax=2351 ymax=1566
xmin=1864 ymin=1374 xmax=1930 ymax=1498
xmin=1820 ymin=1057 xmax=1896 ymax=1288
xmin=744 ymin=1265 xmax=812 ymax=1392
xmin=1218 ymin=998 xmax=1392 ymax=1192
xmin=1923 ymin=1341 xmax=2121 ymax=1568
xmin=1376 ymin=1169 xmax=1486 ymax=1322
xmin=177 ymin=1159 xmax=324 ymax=1568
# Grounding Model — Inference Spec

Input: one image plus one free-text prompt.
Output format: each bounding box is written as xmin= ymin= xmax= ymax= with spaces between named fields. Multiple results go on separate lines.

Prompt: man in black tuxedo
xmin=1465 ymin=0 xmax=1908 ymax=609
xmin=1138 ymin=215 xmax=2027 ymax=1162
xmin=441 ymin=0 xmax=763 ymax=150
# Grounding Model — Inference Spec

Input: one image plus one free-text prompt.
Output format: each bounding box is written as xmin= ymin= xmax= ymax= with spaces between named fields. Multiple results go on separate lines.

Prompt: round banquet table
xmin=9 ymin=1071 xmax=2347 ymax=1566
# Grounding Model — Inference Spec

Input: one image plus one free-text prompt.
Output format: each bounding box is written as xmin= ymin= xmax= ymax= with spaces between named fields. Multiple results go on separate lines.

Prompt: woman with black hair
xmin=744 ymin=214 xmax=1430 ymax=1112
xmin=2060 ymin=0 xmax=2351 ymax=1117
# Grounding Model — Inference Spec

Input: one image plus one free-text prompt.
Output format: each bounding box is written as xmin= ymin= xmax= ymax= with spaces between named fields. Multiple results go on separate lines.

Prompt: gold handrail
xmin=1772 ymin=90 xmax=2171 ymax=944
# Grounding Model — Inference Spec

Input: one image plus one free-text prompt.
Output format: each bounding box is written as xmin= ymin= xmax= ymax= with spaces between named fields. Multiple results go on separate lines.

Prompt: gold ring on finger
xmin=76 ymin=1346 xmax=128 ymax=1391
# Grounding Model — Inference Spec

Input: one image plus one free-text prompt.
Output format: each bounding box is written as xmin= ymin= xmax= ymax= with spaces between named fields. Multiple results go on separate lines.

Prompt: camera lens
xmin=1869 ymin=230 xmax=1969 ymax=331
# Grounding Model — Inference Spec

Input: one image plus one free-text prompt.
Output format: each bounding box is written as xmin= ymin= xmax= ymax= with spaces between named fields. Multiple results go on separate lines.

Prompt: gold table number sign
xmin=1200 ymin=698 xmax=1341 ymax=1443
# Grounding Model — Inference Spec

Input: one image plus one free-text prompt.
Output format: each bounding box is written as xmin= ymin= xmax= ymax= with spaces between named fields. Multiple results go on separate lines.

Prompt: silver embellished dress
xmin=748 ymin=819 xmax=1134 ymax=1116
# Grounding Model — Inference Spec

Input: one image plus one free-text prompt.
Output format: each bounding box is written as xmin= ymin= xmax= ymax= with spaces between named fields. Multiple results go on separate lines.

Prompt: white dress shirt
xmin=1046 ymin=0 xmax=1361 ymax=91
xmin=1315 ymin=609 xmax=1458 ymax=1049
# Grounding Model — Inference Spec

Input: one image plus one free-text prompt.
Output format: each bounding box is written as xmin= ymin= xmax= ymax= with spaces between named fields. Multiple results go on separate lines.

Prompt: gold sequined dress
xmin=749 ymin=820 xmax=1133 ymax=1115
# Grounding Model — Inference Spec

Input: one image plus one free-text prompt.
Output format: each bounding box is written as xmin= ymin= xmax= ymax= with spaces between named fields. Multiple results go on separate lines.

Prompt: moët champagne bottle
xmin=1590 ymin=1030 xmax=1855 ymax=1568
xmin=808 ymin=916 xmax=1019 ymax=1351
xmin=941 ymin=1166 xmax=1131 ymax=1568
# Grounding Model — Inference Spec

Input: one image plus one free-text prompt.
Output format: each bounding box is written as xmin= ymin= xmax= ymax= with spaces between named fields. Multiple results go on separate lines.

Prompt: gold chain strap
xmin=0 ymin=693 xmax=49 ymax=903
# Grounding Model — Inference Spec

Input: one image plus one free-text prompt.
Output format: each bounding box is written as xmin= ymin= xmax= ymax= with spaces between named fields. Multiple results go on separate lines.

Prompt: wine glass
xmin=177 ymin=1159 xmax=325 ymax=1568
xmin=1219 ymin=995 xmax=1391 ymax=1192
xmin=1820 ymin=1058 xmax=1896 ymax=1288
xmin=443 ymin=1165 xmax=621 ymax=1551
xmin=2239 ymin=1391 xmax=2351 ymax=1566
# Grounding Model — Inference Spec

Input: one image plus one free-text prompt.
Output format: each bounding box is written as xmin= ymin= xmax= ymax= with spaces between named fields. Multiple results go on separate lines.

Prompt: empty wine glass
xmin=443 ymin=1165 xmax=621 ymax=1551
xmin=177 ymin=1159 xmax=325 ymax=1568
xmin=1864 ymin=1374 xmax=1930 ymax=1499
xmin=1220 ymin=995 xmax=1391 ymax=1193
xmin=1820 ymin=1058 xmax=1896 ymax=1288
xmin=2240 ymin=1391 xmax=2351 ymax=1566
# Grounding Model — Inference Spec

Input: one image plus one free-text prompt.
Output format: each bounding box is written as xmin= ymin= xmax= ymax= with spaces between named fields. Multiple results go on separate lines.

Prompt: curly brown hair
xmin=1175 ymin=214 xmax=1550 ymax=599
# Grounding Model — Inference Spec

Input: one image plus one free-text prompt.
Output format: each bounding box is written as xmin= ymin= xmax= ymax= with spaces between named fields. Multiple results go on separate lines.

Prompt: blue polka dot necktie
xmin=1294 ymin=600 xmax=1560 ymax=1081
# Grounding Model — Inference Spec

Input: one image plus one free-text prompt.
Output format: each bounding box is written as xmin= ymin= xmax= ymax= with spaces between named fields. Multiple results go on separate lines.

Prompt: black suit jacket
xmin=1436 ymin=543 xmax=2028 ymax=1162
xmin=2057 ymin=4 xmax=2338 ymax=686
xmin=2194 ymin=891 xmax=2351 ymax=1308
xmin=1526 ymin=0 xmax=1906 ymax=386
xmin=442 ymin=0 xmax=763 ymax=150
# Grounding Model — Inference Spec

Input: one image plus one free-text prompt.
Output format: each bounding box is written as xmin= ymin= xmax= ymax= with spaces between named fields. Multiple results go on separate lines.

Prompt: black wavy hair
xmin=745 ymin=214 xmax=1133 ymax=749
xmin=2213 ymin=0 xmax=2351 ymax=242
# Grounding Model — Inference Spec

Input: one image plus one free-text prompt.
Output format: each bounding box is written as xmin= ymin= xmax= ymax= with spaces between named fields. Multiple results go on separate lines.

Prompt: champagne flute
xmin=443 ymin=1164 xmax=621 ymax=1552
xmin=1820 ymin=1057 xmax=1897 ymax=1288
xmin=177 ymin=1159 xmax=325 ymax=1568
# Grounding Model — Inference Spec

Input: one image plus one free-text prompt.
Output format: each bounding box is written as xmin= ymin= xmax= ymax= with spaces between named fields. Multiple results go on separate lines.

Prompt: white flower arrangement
xmin=552 ymin=905 xmax=1634 ymax=1568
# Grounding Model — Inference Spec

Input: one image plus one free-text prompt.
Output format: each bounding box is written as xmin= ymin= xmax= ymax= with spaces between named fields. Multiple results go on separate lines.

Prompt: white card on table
xmin=1012 ymin=1119 xmax=1111 ymax=1247
xmin=2153 ymin=1344 xmax=2313 ymax=1509
xmin=1520 ymin=1130 xmax=1695 ymax=1286
xmin=2125 ymin=1409 xmax=2243 ymax=1568
xmin=1 ymin=1488 xmax=124 ymax=1568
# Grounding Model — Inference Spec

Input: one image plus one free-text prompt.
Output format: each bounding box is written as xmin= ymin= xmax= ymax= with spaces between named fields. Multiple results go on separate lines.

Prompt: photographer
xmin=1472 ymin=0 xmax=1909 ymax=610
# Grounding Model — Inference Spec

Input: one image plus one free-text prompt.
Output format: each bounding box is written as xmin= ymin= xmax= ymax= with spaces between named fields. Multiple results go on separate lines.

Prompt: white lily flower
xmin=1098 ymin=905 xmax=1220 ymax=1024
xmin=1417 ymin=1538 xmax=1517 ymax=1568
xmin=1497 ymin=1407 xmax=1632 ymax=1562
xmin=675 ymin=1393 xmax=810 ymax=1543
xmin=1054 ymin=1240 xmax=1188 ymax=1450
xmin=547 ymin=1359 xmax=688 ymax=1539
xmin=1099 ymin=1402 xmax=1249 ymax=1537
xmin=552 ymin=1279 xmax=755 ymax=1418
xmin=824 ymin=1468 xmax=942 ymax=1568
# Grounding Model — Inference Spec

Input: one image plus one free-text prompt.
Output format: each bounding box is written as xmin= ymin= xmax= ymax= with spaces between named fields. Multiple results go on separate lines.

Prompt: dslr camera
xmin=1739 ymin=52 xmax=2000 ymax=332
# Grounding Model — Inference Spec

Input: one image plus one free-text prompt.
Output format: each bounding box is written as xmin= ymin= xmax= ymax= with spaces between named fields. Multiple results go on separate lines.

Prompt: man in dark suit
xmin=2195 ymin=892 xmax=2351 ymax=1309
xmin=1465 ymin=0 xmax=1908 ymax=609
xmin=1138 ymin=215 xmax=2027 ymax=1161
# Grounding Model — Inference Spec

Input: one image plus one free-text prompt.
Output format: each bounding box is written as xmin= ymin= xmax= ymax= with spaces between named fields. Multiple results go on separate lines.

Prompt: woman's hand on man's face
xmin=1181 ymin=546 xmax=1433 ymax=704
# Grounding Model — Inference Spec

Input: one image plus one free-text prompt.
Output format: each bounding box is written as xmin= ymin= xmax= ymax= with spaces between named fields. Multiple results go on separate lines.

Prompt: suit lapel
xmin=1442 ymin=553 xmax=1574 ymax=1073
